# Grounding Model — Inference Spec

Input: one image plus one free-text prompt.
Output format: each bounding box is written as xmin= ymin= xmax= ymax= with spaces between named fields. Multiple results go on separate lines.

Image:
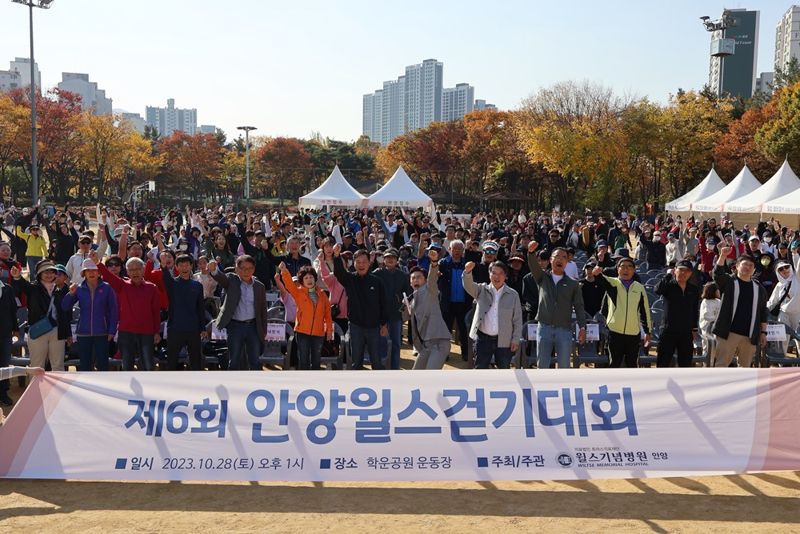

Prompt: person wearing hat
xmin=639 ymin=230 xmax=667 ymax=270
xmin=591 ymin=240 xmax=614 ymax=269
xmin=592 ymin=257 xmax=652 ymax=368
xmin=767 ymin=258 xmax=800 ymax=351
xmin=10 ymin=260 xmax=69 ymax=372
xmin=61 ymin=259 xmax=118 ymax=371
xmin=16 ymin=222 xmax=47 ymax=276
xmin=66 ymin=234 xmax=95 ymax=286
xmin=653 ymin=260 xmax=701 ymax=367
xmin=473 ymin=240 xmax=500 ymax=284
xmin=506 ymin=254 xmax=527 ymax=296
xmin=372 ymin=247 xmax=412 ymax=370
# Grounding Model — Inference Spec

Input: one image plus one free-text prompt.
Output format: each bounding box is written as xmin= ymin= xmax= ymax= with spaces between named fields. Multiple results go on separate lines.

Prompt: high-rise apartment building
xmin=775 ymin=5 xmax=800 ymax=75
xmin=362 ymin=59 xmax=489 ymax=145
xmin=442 ymin=83 xmax=474 ymax=122
xmin=57 ymin=73 xmax=112 ymax=114
xmin=0 ymin=58 xmax=40 ymax=93
xmin=145 ymin=98 xmax=197 ymax=137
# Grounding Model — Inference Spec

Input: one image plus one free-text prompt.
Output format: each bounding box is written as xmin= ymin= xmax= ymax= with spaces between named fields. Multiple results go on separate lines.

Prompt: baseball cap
xmin=675 ymin=259 xmax=693 ymax=270
xmin=482 ymin=241 xmax=499 ymax=254
xmin=596 ymin=240 xmax=607 ymax=247
xmin=748 ymin=235 xmax=760 ymax=241
xmin=383 ymin=248 xmax=399 ymax=258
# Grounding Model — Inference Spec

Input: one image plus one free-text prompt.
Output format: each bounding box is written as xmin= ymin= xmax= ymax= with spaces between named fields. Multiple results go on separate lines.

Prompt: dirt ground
xmin=2 ymin=352 xmax=799 ymax=532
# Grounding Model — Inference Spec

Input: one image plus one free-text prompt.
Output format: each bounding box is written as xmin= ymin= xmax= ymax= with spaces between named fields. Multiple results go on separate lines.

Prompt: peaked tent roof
xmin=298 ymin=166 xmax=366 ymax=208
xmin=692 ymin=165 xmax=761 ymax=213
xmin=724 ymin=160 xmax=800 ymax=213
xmin=665 ymin=168 xmax=725 ymax=212
xmin=365 ymin=166 xmax=433 ymax=209
xmin=761 ymin=161 xmax=800 ymax=215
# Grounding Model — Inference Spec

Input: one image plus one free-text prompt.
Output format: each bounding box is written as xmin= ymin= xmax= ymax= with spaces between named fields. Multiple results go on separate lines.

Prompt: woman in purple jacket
xmin=61 ymin=259 xmax=118 ymax=371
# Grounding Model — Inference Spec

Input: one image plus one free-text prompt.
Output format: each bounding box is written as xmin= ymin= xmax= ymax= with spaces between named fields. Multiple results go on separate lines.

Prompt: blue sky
xmin=0 ymin=1 xmax=793 ymax=142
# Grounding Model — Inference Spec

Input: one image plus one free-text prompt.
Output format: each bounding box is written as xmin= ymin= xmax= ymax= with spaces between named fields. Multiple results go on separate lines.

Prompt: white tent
xmin=365 ymin=166 xmax=434 ymax=209
xmin=724 ymin=160 xmax=800 ymax=213
xmin=760 ymin=161 xmax=800 ymax=225
xmin=298 ymin=165 xmax=366 ymax=208
xmin=692 ymin=165 xmax=761 ymax=214
xmin=665 ymin=167 xmax=725 ymax=213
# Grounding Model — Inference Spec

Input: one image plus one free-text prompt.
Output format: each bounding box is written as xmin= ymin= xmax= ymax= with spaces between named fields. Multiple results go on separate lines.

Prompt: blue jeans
xmin=27 ymin=256 xmax=42 ymax=276
xmin=349 ymin=323 xmax=383 ymax=369
xmin=226 ymin=320 xmax=262 ymax=370
xmin=474 ymin=331 xmax=513 ymax=369
xmin=379 ymin=318 xmax=402 ymax=370
xmin=77 ymin=335 xmax=110 ymax=371
xmin=118 ymin=331 xmax=155 ymax=371
xmin=295 ymin=332 xmax=324 ymax=370
xmin=0 ymin=337 xmax=11 ymax=393
xmin=536 ymin=323 xmax=574 ymax=369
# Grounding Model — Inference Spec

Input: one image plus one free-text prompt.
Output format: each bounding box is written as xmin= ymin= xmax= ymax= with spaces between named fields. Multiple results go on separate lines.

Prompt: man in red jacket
xmin=94 ymin=251 xmax=161 ymax=370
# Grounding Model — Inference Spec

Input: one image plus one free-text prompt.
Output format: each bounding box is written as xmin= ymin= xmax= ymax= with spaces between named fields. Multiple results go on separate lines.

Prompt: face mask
xmin=653 ymin=237 xmax=660 ymax=243
xmin=764 ymin=237 xmax=772 ymax=243
xmin=74 ymin=224 xmax=81 ymax=231
xmin=179 ymin=244 xmax=188 ymax=251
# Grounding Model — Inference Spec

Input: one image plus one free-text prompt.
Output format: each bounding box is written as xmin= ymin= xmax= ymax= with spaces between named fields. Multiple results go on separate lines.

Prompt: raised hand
xmin=278 ymin=262 xmax=288 ymax=273
xmin=69 ymin=283 xmax=79 ymax=295
xmin=464 ymin=261 xmax=476 ymax=274
xmin=207 ymin=260 xmax=218 ymax=273
xmin=428 ymin=249 xmax=439 ymax=263
xmin=718 ymin=244 xmax=732 ymax=257
xmin=528 ymin=241 xmax=539 ymax=254
xmin=332 ymin=244 xmax=342 ymax=256
xmin=89 ymin=249 xmax=99 ymax=264
xmin=591 ymin=266 xmax=604 ymax=278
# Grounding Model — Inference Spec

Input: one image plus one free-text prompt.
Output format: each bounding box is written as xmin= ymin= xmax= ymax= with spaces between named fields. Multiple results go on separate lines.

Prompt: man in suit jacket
xmin=405 ymin=248 xmax=451 ymax=369
xmin=210 ymin=255 xmax=267 ymax=370
xmin=462 ymin=260 xmax=523 ymax=369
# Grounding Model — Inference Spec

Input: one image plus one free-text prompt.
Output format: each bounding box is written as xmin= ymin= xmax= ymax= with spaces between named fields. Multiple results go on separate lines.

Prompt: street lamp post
xmin=236 ymin=126 xmax=256 ymax=207
xmin=12 ymin=0 xmax=54 ymax=205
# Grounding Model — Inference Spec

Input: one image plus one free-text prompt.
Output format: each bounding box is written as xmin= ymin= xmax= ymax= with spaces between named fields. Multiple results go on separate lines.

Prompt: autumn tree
xmin=255 ymin=137 xmax=313 ymax=204
xmin=713 ymin=104 xmax=778 ymax=181
xmin=160 ymin=132 xmax=223 ymax=200
xmin=0 ymin=95 xmax=28 ymax=199
xmin=755 ymin=81 xmax=800 ymax=169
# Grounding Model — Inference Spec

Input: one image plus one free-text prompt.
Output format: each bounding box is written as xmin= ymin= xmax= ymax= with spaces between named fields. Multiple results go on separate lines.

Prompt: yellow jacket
xmin=16 ymin=226 xmax=48 ymax=258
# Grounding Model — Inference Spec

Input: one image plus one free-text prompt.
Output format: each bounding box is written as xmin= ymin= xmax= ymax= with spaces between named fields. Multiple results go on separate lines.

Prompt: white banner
xmin=1 ymin=369 xmax=799 ymax=481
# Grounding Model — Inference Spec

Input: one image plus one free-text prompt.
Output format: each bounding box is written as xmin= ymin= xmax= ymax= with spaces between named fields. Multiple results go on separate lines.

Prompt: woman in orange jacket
xmin=280 ymin=263 xmax=333 ymax=370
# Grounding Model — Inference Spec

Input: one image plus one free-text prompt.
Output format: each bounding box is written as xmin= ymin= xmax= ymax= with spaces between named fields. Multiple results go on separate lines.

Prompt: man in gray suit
xmin=463 ymin=260 xmax=523 ymax=369
xmin=209 ymin=255 xmax=267 ymax=370
xmin=405 ymin=247 xmax=451 ymax=369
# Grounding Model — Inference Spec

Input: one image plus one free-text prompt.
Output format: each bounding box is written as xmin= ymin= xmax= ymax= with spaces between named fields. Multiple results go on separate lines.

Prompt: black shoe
xmin=461 ymin=353 xmax=468 ymax=362
xmin=0 ymin=394 xmax=13 ymax=407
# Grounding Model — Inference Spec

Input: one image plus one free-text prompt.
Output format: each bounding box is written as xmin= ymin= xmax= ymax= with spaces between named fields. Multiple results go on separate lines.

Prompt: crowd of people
xmin=0 ymin=201 xmax=797 ymax=406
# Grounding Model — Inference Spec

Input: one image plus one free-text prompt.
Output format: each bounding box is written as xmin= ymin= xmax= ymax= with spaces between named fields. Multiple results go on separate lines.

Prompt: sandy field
xmin=1 ymin=351 xmax=799 ymax=533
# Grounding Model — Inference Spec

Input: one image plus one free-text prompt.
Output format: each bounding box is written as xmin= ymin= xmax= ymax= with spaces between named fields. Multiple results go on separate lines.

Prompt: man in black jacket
xmin=333 ymin=245 xmax=388 ymax=370
xmin=372 ymin=248 xmax=412 ymax=370
xmin=655 ymin=260 xmax=700 ymax=367
xmin=712 ymin=246 xmax=768 ymax=368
